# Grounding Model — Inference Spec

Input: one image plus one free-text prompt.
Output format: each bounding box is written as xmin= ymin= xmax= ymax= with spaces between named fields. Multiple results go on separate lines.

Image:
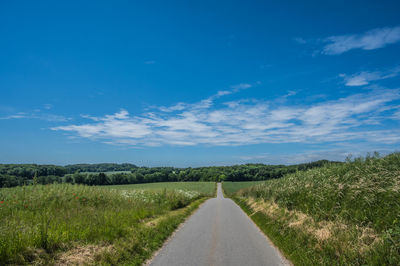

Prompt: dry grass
xmin=244 ymin=197 xmax=383 ymax=262
xmin=56 ymin=244 xmax=112 ymax=266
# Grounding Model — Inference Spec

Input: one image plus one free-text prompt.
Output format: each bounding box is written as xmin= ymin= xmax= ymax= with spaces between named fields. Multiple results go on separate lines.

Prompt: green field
xmin=222 ymin=181 xmax=266 ymax=196
xmin=234 ymin=153 xmax=400 ymax=265
xmin=0 ymin=182 xmax=215 ymax=265
xmin=106 ymin=181 xmax=216 ymax=196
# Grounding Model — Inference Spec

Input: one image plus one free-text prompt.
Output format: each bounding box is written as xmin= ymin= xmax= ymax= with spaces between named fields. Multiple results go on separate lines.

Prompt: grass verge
xmin=227 ymin=153 xmax=400 ymax=265
xmin=0 ymin=183 xmax=212 ymax=265
xmin=94 ymin=197 xmax=208 ymax=265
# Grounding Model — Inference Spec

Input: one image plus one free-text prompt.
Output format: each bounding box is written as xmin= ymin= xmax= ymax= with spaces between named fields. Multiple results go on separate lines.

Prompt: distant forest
xmin=0 ymin=160 xmax=336 ymax=187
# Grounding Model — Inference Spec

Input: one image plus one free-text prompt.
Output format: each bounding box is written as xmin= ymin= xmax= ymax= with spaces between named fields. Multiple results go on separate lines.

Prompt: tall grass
xmin=235 ymin=153 xmax=400 ymax=265
xmin=0 ymin=183 xmax=212 ymax=265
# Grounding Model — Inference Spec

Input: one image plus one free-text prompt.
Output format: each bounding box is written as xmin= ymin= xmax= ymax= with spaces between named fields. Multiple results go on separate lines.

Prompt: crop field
xmin=222 ymin=181 xmax=266 ymax=196
xmin=106 ymin=181 xmax=216 ymax=195
xmin=0 ymin=182 xmax=214 ymax=265
xmin=233 ymin=153 xmax=400 ymax=265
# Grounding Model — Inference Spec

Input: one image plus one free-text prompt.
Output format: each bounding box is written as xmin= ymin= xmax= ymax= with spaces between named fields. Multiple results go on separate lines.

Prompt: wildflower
xmin=0 ymin=201 xmax=3 ymax=204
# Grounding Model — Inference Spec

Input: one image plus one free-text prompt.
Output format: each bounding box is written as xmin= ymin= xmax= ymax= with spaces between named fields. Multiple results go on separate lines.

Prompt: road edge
xmin=144 ymin=196 xmax=211 ymax=266
xmin=231 ymin=197 xmax=293 ymax=266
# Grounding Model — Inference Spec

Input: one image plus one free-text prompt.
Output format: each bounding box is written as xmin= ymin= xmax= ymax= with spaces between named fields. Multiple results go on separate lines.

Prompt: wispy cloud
xmin=294 ymin=37 xmax=307 ymax=44
xmin=157 ymin=83 xmax=254 ymax=112
xmin=238 ymin=146 xmax=395 ymax=165
xmin=0 ymin=109 xmax=70 ymax=122
xmin=340 ymin=66 xmax=400 ymax=86
xmin=43 ymin=104 xmax=53 ymax=110
xmin=0 ymin=113 xmax=27 ymax=120
xmin=231 ymin=83 xmax=253 ymax=90
xmin=238 ymin=150 xmax=350 ymax=164
xmin=322 ymin=26 xmax=400 ymax=55
xmin=52 ymin=88 xmax=400 ymax=147
xmin=144 ymin=60 xmax=156 ymax=65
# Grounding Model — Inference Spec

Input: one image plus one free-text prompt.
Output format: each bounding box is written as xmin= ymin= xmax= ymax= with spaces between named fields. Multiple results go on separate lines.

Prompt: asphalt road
xmin=149 ymin=183 xmax=289 ymax=266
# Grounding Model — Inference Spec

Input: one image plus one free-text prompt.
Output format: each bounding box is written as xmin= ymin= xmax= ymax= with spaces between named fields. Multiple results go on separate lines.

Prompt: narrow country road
xmin=149 ymin=183 xmax=289 ymax=266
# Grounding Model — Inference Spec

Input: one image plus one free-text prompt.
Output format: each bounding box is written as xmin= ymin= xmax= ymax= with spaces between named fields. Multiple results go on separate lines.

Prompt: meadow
xmin=228 ymin=153 xmax=400 ymax=265
xmin=222 ymin=181 xmax=266 ymax=196
xmin=106 ymin=181 xmax=216 ymax=195
xmin=0 ymin=182 xmax=215 ymax=265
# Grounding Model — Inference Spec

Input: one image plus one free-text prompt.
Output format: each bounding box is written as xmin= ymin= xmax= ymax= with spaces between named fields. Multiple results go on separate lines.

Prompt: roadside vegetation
xmin=0 ymin=182 xmax=215 ymax=265
xmin=227 ymin=152 xmax=400 ymax=265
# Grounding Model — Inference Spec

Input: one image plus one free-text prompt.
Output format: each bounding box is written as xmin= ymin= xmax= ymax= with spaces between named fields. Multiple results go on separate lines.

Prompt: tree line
xmin=0 ymin=160 xmax=335 ymax=187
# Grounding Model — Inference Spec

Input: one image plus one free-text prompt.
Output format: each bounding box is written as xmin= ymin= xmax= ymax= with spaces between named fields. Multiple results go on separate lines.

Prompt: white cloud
xmin=0 ymin=113 xmax=26 ymax=120
xmin=238 ymin=146 xmax=395 ymax=165
xmin=159 ymin=102 xmax=186 ymax=112
xmin=157 ymin=83 xmax=253 ymax=113
xmin=51 ymin=88 xmax=400 ymax=147
xmin=144 ymin=60 xmax=156 ymax=65
xmin=43 ymin=104 xmax=53 ymax=110
xmin=294 ymin=37 xmax=306 ymax=44
xmin=323 ymin=26 xmax=400 ymax=55
xmin=0 ymin=112 xmax=70 ymax=122
xmin=340 ymin=66 xmax=400 ymax=86
xmin=392 ymin=109 xmax=400 ymax=120
xmin=216 ymin=90 xmax=232 ymax=97
xmin=231 ymin=83 xmax=252 ymax=90
xmin=340 ymin=72 xmax=380 ymax=86
xmin=0 ymin=105 xmax=71 ymax=122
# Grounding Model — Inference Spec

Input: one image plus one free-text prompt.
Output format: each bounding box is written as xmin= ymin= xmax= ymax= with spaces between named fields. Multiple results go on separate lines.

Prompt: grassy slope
xmin=227 ymin=153 xmax=400 ymax=265
xmin=0 ymin=182 xmax=215 ymax=265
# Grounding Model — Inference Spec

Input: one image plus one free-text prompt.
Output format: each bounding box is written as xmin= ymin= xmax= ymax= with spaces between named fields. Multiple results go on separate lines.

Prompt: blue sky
xmin=1 ymin=0 xmax=400 ymax=166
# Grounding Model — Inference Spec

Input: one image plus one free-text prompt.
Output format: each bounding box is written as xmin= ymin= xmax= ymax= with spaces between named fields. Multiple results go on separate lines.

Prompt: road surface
xmin=149 ymin=183 xmax=289 ymax=266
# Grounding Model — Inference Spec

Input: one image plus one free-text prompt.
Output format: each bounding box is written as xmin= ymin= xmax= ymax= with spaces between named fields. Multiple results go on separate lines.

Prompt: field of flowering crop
xmin=0 ymin=182 xmax=215 ymax=265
